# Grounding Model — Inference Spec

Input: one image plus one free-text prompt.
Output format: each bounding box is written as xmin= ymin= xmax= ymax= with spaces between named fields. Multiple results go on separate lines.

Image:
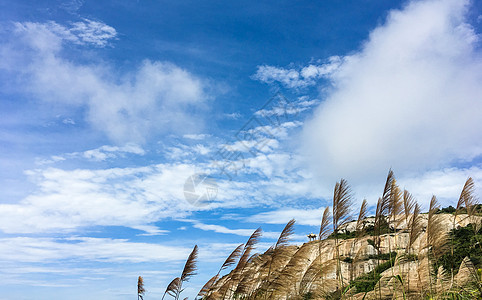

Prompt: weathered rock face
xmin=207 ymin=214 xmax=481 ymax=300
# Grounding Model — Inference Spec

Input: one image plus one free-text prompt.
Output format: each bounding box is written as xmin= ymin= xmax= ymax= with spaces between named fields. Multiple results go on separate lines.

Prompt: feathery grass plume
xmin=240 ymin=248 xmax=277 ymax=298
xmin=212 ymin=291 xmax=225 ymax=300
xmin=402 ymin=202 xmax=421 ymax=296
xmin=403 ymin=190 xmax=415 ymax=227
xmin=348 ymin=199 xmax=368 ymax=285
xmin=458 ymin=256 xmax=482 ymax=297
xmin=333 ymin=179 xmax=353 ymax=232
xmin=236 ymin=228 xmax=262 ymax=272
xmin=175 ymin=245 xmax=198 ymax=300
xmin=388 ymin=180 xmax=402 ymax=239
xmin=275 ymin=219 xmax=296 ymax=249
xmin=270 ymin=243 xmax=313 ymax=299
xmin=434 ymin=265 xmax=450 ymax=295
xmin=137 ymin=276 xmax=145 ymax=300
xmin=458 ymin=178 xmax=480 ymax=233
xmin=207 ymin=242 xmax=243 ymax=296
xmin=462 ymin=178 xmax=480 ymax=232
xmin=319 ymin=206 xmax=332 ymax=240
xmin=374 ymin=170 xmax=394 ymax=244
xmin=220 ymin=244 xmax=244 ymax=273
xmin=382 ymin=169 xmax=395 ymax=205
xmin=374 ymin=198 xmax=383 ymax=252
xmin=389 ymin=179 xmax=403 ymax=226
xmin=162 ymin=277 xmax=180 ymax=300
xmin=224 ymin=228 xmax=262 ymax=299
xmin=233 ymin=266 xmax=257 ymax=296
xmin=450 ymin=177 xmax=477 ymax=287
xmin=373 ymin=170 xmax=393 ymax=299
xmin=332 ymin=179 xmax=353 ymax=293
xmin=356 ymin=199 xmax=368 ymax=234
xmin=387 ymin=179 xmax=403 ymax=295
xmin=264 ymin=219 xmax=295 ymax=299
xmin=206 ymin=244 xmax=243 ymax=297
xmin=217 ymin=278 xmax=232 ymax=300
xmin=315 ymin=206 xmax=332 ymax=297
xmin=371 ymin=274 xmax=396 ymax=299
xmin=414 ymin=255 xmax=430 ymax=298
xmin=406 ymin=203 xmax=422 ymax=252
xmin=427 ymin=196 xmax=448 ymax=261
xmin=234 ymin=252 xmax=274 ymax=297
xmin=426 ymin=196 xmax=448 ymax=297
xmin=374 ymin=197 xmax=388 ymax=253
xmin=349 ymin=242 xmax=367 ymax=282
xmin=181 ymin=245 xmax=199 ymax=282
xmin=457 ymin=177 xmax=475 ymax=214
xmin=299 ymin=256 xmax=337 ymax=298
xmin=204 ymin=291 xmax=221 ymax=300
xmin=197 ymin=275 xmax=218 ymax=299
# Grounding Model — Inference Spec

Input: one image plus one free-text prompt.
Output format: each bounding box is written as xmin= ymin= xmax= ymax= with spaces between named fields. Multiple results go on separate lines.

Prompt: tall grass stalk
xmin=332 ymin=179 xmax=353 ymax=297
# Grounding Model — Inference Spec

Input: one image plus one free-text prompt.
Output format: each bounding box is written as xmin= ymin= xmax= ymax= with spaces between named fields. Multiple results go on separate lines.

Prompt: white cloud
xmin=62 ymin=118 xmax=76 ymax=125
xmin=396 ymin=166 xmax=482 ymax=209
xmin=193 ymin=144 xmax=211 ymax=155
xmin=302 ymin=0 xmax=482 ymax=200
xmin=0 ymin=148 xmax=324 ymax=235
xmin=253 ymin=56 xmax=342 ymax=88
xmin=0 ymin=163 xmax=196 ymax=233
xmin=81 ymin=144 xmax=145 ymax=161
xmin=70 ymin=19 xmax=117 ymax=47
xmin=131 ymin=225 xmax=169 ymax=236
xmin=1 ymin=21 xmax=208 ymax=143
xmin=36 ymin=144 xmax=145 ymax=165
xmin=164 ymin=143 xmax=212 ymax=161
xmin=14 ymin=19 xmax=116 ymax=49
xmin=192 ymin=222 xmax=256 ymax=236
xmin=35 ymin=155 xmax=66 ymax=166
xmin=0 ymin=237 xmax=191 ymax=263
xmin=224 ymin=112 xmax=242 ymax=119
xmin=0 ymin=98 xmax=324 ymax=235
xmin=60 ymin=0 xmax=85 ymax=13
xmin=183 ymin=133 xmax=211 ymax=140
xmin=247 ymin=208 xmax=326 ymax=226
xmin=191 ymin=221 xmax=308 ymax=242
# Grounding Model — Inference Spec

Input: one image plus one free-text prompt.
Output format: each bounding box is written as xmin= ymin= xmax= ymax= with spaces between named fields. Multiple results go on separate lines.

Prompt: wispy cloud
xmin=223 ymin=112 xmax=242 ymax=120
xmin=253 ymin=56 xmax=342 ymax=89
xmin=0 ymin=237 xmax=191 ymax=263
xmin=247 ymin=208 xmax=326 ymax=226
xmin=36 ymin=144 xmax=145 ymax=165
xmin=0 ymin=163 xmax=195 ymax=233
xmin=0 ymin=111 xmax=325 ymax=235
xmin=81 ymin=144 xmax=145 ymax=161
xmin=59 ymin=0 xmax=85 ymax=14
xmin=183 ymin=133 xmax=211 ymax=140
xmin=69 ymin=19 xmax=117 ymax=47
xmin=1 ymin=21 xmax=209 ymax=143
xmin=191 ymin=221 xmax=308 ymax=241
xmin=192 ymin=222 xmax=256 ymax=236
xmin=14 ymin=19 xmax=116 ymax=48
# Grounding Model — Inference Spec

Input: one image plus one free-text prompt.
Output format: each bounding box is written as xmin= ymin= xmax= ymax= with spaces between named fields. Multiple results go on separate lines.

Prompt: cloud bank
xmin=302 ymin=0 xmax=482 ymax=196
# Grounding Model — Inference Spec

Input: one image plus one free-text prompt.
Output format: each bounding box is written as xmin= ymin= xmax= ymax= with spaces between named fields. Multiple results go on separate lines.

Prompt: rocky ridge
xmin=206 ymin=213 xmax=481 ymax=299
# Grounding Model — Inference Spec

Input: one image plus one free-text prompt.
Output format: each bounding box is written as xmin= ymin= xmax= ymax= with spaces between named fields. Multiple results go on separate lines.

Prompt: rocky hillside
xmin=204 ymin=213 xmax=481 ymax=300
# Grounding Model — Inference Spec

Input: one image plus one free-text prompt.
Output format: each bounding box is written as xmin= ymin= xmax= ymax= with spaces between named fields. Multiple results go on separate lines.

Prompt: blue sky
xmin=1 ymin=0 xmax=482 ymax=299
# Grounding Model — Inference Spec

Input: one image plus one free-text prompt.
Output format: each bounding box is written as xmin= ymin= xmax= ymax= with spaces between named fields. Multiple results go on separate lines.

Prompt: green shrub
xmin=436 ymin=223 xmax=482 ymax=272
xmin=350 ymin=254 xmax=397 ymax=293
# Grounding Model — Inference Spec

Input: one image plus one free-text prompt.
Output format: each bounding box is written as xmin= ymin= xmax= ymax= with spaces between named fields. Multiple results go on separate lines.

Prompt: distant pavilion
xmin=307 ymin=233 xmax=317 ymax=241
